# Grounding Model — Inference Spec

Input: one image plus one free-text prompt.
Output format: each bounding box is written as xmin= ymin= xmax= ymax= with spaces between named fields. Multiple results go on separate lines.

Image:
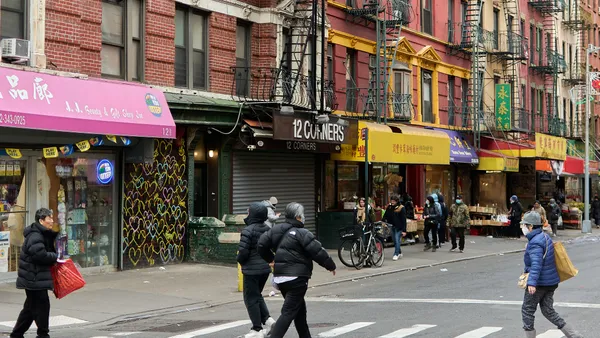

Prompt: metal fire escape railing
xmin=343 ymin=0 xmax=414 ymax=123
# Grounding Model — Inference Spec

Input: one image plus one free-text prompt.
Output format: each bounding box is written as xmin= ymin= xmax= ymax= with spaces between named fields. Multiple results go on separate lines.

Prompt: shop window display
xmin=0 ymin=159 xmax=26 ymax=272
xmin=426 ymin=165 xmax=454 ymax=202
xmin=337 ymin=163 xmax=360 ymax=209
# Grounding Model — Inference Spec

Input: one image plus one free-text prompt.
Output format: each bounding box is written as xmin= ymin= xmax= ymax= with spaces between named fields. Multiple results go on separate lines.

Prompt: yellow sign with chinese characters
xmin=495 ymin=84 xmax=511 ymax=131
xmin=368 ymin=130 xmax=450 ymax=164
xmin=535 ymin=133 xmax=567 ymax=161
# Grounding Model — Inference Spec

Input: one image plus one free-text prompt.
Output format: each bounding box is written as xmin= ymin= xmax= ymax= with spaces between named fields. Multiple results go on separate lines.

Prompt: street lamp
xmin=583 ymin=44 xmax=600 ymax=233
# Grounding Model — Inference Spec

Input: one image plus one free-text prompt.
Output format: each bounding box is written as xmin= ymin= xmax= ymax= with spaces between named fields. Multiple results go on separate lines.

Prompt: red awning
xmin=564 ymin=156 xmax=584 ymax=175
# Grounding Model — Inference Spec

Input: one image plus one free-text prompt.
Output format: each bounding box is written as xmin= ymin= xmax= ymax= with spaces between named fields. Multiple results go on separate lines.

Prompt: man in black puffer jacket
xmin=11 ymin=208 xmax=59 ymax=338
xmin=258 ymin=202 xmax=336 ymax=338
xmin=237 ymin=202 xmax=275 ymax=338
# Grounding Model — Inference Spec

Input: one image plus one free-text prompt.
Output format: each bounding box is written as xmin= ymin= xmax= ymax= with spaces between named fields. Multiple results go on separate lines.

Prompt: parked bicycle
xmin=337 ymin=222 xmax=385 ymax=269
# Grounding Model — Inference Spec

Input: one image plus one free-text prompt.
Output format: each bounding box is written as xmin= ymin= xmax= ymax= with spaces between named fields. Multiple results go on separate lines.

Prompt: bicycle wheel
xmin=350 ymin=238 xmax=365 ymax=270
xmin=338 ymin=239 xmax=359 ymax=268
xmin=371 ymin=237 xmax=385 ymax=267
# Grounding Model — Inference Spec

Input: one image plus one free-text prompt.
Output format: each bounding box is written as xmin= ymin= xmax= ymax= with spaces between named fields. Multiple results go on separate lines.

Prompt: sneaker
xmin=450 ymin=247 xmax=457 ymax=252
xmin=460 ymin=250 xmax=464 ymax=253
xmin=392 ymin=255 xmax=398 ymax=261
xmin=263 ymin=317 xmax=276 ymax=336
xmin=424 ymin=245 xmax=431 ymax=251
xmin=432 ymin=246 xmax=437 ymax=252
xmin=398 ymin=253 xmax=403 ymax=258
xmin=245 ymin=330 xmax=265 ymax=338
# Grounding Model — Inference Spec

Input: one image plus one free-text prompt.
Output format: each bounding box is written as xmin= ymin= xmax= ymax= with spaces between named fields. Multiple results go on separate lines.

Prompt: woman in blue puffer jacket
xmin=520 ymin=211 xmax=582 ymax=338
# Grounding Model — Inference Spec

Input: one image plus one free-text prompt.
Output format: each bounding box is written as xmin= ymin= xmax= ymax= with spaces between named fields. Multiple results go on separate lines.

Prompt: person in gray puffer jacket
xmin=237 ymin=202 xmax=275 ymax=338
xmin=262 ymin=196 xmax=280 ymax=228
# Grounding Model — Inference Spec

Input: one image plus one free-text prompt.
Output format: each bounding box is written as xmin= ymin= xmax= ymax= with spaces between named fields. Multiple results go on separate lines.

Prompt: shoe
xmin=524 ymin=329 xmax=536 ymax=338
xmin=245 ymin=330 xmax=265 ymax=338
xmin=424 ymin=245 xmax=431 ymax=251
xmin=553 ymin=233 xmax=557 ymax=237
xmin=392 ymin=255 xmax=398 ymax=261
xmin=459 ymin=250 xmax=464 ymax=253
xmin=450 ymin=247 xmax=457 ymax=252
xmin=263 ymin=317 xmax=276 ymax=336
xmin=560 ymin=323 xmax=584 ymax=338
xmin=398 ymin=253 xmax=403 ymax=258
xmin=432 ymin=246 xmax=437 ymax=252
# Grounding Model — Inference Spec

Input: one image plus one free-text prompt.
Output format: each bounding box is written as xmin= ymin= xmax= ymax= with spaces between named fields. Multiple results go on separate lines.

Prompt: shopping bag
xmin=553 ymin=241 xmax=578 ymax=282
xmin=51 ymin=259 xmax=86 ymax=299
xmin=518 ymin=273 xmax=529 ymax=289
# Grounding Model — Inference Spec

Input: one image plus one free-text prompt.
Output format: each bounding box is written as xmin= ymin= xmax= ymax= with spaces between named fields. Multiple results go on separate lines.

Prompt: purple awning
xmin=434 ymin=129 xmax=479 ymax=164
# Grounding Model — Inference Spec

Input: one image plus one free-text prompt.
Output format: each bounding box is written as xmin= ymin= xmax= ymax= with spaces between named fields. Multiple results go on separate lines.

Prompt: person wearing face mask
xmin=547 ymin=199 xmax=561 ymax=237
xmin=520 ymin=212 xmax=582 ymax=338
xmin=382 ymin=195 xmax=407 ymax=261
xmin=258 ymin=202 xmax=336 ymax=338
xmin=449 ymin=195 xmax=470 ymax=253
xmin=423 ymin=194 xmax=442 ymax=252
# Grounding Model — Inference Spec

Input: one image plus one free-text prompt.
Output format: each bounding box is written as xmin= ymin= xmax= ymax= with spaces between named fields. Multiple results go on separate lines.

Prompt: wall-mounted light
xmin=208 ymin=150 xmax=215 ymax=158
xmin=194 ymin=151 xmax=198 ymax=157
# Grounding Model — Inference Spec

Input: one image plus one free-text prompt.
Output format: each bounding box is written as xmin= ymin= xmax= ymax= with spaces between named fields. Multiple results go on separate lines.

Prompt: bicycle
xmin=350 ymin=222 xmax=385 ymax=270
xmin=337 ymin=224 xmax=363 ymax=268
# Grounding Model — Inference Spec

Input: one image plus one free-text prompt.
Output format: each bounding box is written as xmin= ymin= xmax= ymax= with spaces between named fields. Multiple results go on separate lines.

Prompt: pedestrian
xmin=436 ymin=193 xmax=449 ymax=246
xmin=237 ymin=202 xmax=276 ymax=338
xmin=533 ymin=200 xmax=547 ymax=225
xmin=449 ymin=195 xmax=470 ymax=253
xmin=520 ymin=211 xmax=583 ymax=338
xmin=382 ymin=195 xmax=407 ymax=261
xmin=591 ymin=195 xmax=600 ymax=229
xmin=354 ymin=197 xmax=375 ymax=225
xmin=263 ymin=196 xmax=280 ymax=228
xmin=509 ymin=195 xmax=524 ymax=238
xmin=423 ymin=194 xmax=441 ymax=252
xmin=258 ymin=202 xmax=336 ymax=338
xmin=547 ymin=198 xmax=561 ymax=237
xmin=11 ymin=208 xmax=60 ymax=338
xmin=403 ymin=194 xmax=415 ymax=220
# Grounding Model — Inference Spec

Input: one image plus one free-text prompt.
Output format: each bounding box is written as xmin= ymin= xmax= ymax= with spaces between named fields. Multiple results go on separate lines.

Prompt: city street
xmin=14 ymin=236 xmax=599 ymax=338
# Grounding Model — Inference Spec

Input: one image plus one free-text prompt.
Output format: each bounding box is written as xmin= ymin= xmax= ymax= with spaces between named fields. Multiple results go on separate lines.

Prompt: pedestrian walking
xmin=520 ymin=211 xmax=583 ymax=338
xmin=423 ymin=194 xmax=441 ymax=252
xmin=449 ymin=195 xmax=469 ymax=253
xmin=547 ymin=199 xmax=561 ymax=237
xmin=237 ymin=202 xmax=276 ymax=338
xmin=436 ymin=193 xmax=449 ymax=246
xmin=509 ymin=195 xmax=524 ymax=238
xmin=263 ymin=196 xmax=280 ymax=228
xmin=533 ymin=200 xmax=547 ymax=225
xmin=258 ymin=202 xmax=336 ymax=338
xmin=382 ymin=195 xmax=407 ymax=261
xmin=591 ymin=195 xmax=600 ymax=229
xmin=11 ymin=208 xmax=60 ymax=338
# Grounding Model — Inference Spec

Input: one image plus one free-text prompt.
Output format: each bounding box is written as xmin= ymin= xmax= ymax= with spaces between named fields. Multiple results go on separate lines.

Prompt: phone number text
xmin=0 ymin=113 xmax=26 ymax=126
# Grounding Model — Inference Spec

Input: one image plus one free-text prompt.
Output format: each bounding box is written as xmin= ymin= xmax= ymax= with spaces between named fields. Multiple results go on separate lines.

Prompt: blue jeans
xmin=392 ymin=228 xmax=402 ymax=256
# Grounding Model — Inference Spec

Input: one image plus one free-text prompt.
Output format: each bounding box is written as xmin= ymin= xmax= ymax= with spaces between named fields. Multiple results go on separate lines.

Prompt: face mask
xmin=300 ymin=215 xmax=305 ymax=224
xmin=521 ymin=226 xmax=530 ymax=236
xmin=456 ymin=199 xmax=462 ymax=204
xmin=426 ymin=201 xmax=430 ymax=206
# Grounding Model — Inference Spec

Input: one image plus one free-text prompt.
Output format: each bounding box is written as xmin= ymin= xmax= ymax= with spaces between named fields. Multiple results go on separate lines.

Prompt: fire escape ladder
xmin=468 ymin=0 xmax=485 ymax=149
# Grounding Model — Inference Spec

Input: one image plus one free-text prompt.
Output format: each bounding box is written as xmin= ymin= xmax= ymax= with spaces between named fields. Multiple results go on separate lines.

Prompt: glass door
xmin=0 ymin=157 xmax=27 ymax=273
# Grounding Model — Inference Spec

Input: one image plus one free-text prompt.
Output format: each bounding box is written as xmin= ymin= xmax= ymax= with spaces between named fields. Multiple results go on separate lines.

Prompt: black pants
xmin=522 ymin=285 xmax=565 ymax=331
xmin=11 ymin=289 xmax=50 ymax=338
xmin=270 ymin=277 xmax=310 ymax=338
xmin=450 ymin=227 xmax=466 ymax=251
xmin=243 ymin=273 xmax=271 ymax=332
xmin=438 ymin=219 xmax=447 ymax=243
xmin=424 ymin=222 xmax=438 ymax=247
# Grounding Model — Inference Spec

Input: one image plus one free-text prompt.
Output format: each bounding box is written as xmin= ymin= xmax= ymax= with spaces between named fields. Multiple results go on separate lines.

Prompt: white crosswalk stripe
xmin=0 ymin=315 xmax=87 ymax=328
xmin=317 ymin=322 xmax=375 ymax=337
xmin=378 ymin=324 xmax=437 ymax=338
xmin=168 ymin=320 xmax=251 ymax=338
xmin=536 ymin=330 xmax=564 ymax=338
xmin=454 ymin=327 xmax=503 ymax=338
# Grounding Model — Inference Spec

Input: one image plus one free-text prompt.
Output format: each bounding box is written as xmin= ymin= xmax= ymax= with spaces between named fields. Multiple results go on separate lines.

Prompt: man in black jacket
xmin=258 ymin=202 xmax=336 ymax=338
xmin=11 ymin=208 xmax=60 ymax=338
xmin=236 ymin=202 xmax=275 ymax=338
xmin=382 ymin=195 xmax=407 ymax=261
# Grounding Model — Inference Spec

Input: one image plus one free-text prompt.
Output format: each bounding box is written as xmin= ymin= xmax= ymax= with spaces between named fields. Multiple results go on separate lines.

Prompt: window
xmin=530 ymin=25 xmax=535 ymax=64
xmin=448 ymin=75 xmax=455 ymax=124
xmin=393 ymin=65 xmax=412 ymax=118
xmin=448 ymin=0 xmax=454 ymax=42
xmin=327 ymin=44 xmax=334 ymax=83
xmin=235 ymin=22 xmax=251 ymax=96
xmin=530 ymin=87 xmax=535 ymax=116
xmin=507 ymin=15 xmax=514 ymax=51
xmin=421 ymin=0 xmax=432 ymax=35
xmin=345 ymin=49 xmax=357 ymax=112
xmin=537 ymin=28 xmax=542 ymax=64
xmin=493 ymin=9 xmax=499 ymax=50
xmin=346 ymin=0 xmax=354 ymax=7
xmin=1 ymin=0 xmax=26 ymax=40
xmin=461 ymin=78 xmax=468 ymax=122
xmin=175 ymin=6 xmax=208 ymax=89
xmin=422 ymin=70 xmax=433 ymax=122
xmin=520 ymin=19 xmax=525 ymax=56
xmin=101 ymin=0 xmax=144 ymax=80
xmin=521 ymin=84 xmax=526 ymax=109
xmin=494 ymin=75 xmax=501 ymax=85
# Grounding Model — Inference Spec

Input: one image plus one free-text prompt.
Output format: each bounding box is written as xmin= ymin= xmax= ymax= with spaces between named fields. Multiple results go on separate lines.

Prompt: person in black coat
xmin=382 ymin=195 xmax=407 ymax=261
xmin=591 ymin=195 xmax=600 ymax=228
xmin=437 ymin=193 xmax=449 ymax=245
xmin=237 ymin=202 xmax=275 ymax=338
xmin=509 ymin=195 xmax=524 ymax=238
xmin=11 ymin=208 xmax=59 ymax=338
xmin=258 ymin=202 xmax=336 ymax=338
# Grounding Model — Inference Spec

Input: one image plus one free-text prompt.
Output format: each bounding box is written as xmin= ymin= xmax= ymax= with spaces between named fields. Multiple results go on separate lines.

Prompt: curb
xmin=57 ymin=247 xmax=526 ymax=331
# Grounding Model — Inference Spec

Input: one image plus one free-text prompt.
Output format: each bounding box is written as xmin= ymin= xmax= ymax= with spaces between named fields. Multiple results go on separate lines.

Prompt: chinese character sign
xmin=589 ymin=72 xmax=600 ymax=95
xmin=535 ymin=133 xmax=566 ymax=161
xmin=495 ymin=84 xmax=511 ymax=131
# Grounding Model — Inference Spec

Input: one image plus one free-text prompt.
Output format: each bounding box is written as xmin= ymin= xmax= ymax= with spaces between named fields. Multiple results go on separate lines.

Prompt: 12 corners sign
xmin=273 ymin=113 xmax=358 ymax=144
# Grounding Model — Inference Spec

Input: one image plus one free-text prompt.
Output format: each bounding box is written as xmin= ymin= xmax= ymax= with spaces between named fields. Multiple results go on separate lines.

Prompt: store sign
xmin=273 ymin=113 xmax=358 ymax=144
xmin=0 ymin=232 xmax=9 ymax=273
xmin=535 ymin=133 xmax=567 ymax=161
xmin=97 ymin=159 xmax=114 ymax=184
xmin=495 ymin=84 xmax=511 ymax=131
xmin=236 ymin=139 xmax=340 ymax=153
xmin=504 ymin=157 xmax=519 ymax=172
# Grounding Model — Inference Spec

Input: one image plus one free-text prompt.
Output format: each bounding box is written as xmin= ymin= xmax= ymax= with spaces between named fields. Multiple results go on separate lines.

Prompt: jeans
xmin=11 ymin=289 xmax=50 ymax=338
xmin=392 ymin=228 xmax=402 ymax=256
xmin=424 ymin=221 xmax=438 ymax=247
xmin=450 ymin=227 xmax=465 ymax=250
xmin=270 ymin=277 xmax=311 ymax=338
xmin=522 ymin=285 xmax=566 ymax=331
xmin=243 ymin=273 xmax=271 ymax=332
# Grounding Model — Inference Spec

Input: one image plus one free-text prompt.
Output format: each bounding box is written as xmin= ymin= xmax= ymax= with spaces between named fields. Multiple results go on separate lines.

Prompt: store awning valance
xmin=331 ymin=121 xmax=450 ymax=164
xmin=476 ymin=149 xmax=519 ymax=172
xmin=535 ymin=156 xmax=587 ymax=176
xmin=433 ymin=128 xmax=479 ymax=164
xmin=481 ymin=137 xmax=535 ymax=158
xmin=0 ymin=67 xmax=175 ymax=139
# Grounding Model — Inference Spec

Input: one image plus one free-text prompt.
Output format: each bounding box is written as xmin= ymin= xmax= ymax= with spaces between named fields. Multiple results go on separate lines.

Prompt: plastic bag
xmin=557 ymin=216 xmax=563 ymax=227
xmin=51 ymin=259 xmax=86 ymax=299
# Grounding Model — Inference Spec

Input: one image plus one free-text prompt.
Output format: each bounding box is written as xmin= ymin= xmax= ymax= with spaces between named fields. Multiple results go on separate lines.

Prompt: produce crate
xmin=406 ymin=220 xmax=417 ymax=233
xmin=417 ymin=220 xmax=425 ymax=231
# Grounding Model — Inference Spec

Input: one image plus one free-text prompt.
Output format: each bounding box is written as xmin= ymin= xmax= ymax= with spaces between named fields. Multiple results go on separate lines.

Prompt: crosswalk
xmin=159 ymin=320 xmax=567 ymax=338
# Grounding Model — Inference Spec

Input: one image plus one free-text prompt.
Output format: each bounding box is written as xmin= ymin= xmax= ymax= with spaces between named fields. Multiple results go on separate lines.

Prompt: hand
xmin=402 ymin=232 xmax=407 ymax=237
xmin=331 ymin=270 xmax=336 ymax=276
xmin=276 ymin=213 xmax=281 ymax=217
xmin=528 ymin=286 xmax=536 ymax=295
xmin=269 ymin=262 xmax=274 ymax=268
xmin=56 ymin=259 xmax=67 ymax=264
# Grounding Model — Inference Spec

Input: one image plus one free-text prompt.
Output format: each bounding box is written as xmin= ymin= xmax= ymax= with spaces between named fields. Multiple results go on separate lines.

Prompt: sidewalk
xmin=0 ymin=230 xmax=589 ymax=331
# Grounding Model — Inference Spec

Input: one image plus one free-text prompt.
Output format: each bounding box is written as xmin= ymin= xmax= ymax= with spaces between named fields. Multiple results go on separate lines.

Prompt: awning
xmin=0 ymin=67 xmax=175 ymax=139
xmin=331 ymin=121 xmax=450 ymax=164
xmin=244 ymin=119 xmax=273 ymax=138
xmin=536 ymin=156 xmax=586 ymax=176
xmin=476 ymin=149 xmax=519 ymax=172
xmin=481 ymin=137 xmax=535 ymax=158
xmin=433 ymin=128 xmax=479 ymax=164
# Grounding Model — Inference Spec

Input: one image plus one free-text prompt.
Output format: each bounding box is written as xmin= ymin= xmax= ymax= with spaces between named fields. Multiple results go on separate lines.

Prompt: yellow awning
xmin=476 ymin=150 xmax=519 ymax=172
xmin=331 ymin=122 xmax=450 ymax=165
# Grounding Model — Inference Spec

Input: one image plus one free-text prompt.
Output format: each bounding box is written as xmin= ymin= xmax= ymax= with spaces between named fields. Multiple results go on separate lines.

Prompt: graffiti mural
xmin=122 ymin=138 xmax=188 ymax=269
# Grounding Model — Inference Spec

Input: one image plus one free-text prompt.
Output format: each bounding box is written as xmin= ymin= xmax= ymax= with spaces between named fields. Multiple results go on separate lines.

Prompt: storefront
xmin=474 ymin=149 xmax=519 ymax=210
xmin=0 ymin=67 xmax=176 ymax=273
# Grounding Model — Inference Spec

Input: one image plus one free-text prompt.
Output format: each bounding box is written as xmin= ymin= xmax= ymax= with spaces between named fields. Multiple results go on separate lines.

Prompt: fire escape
xmin=528 ymin=0 xmax=567 ymax=137
xmin=448 ymin=0 xmax=486 ymax=149
xmin=343 ymin=0 xmax=414 ymax=123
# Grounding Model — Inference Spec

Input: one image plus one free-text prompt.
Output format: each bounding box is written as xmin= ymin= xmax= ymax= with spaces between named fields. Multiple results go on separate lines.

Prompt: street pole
xmin=583 ymin=45 xmax=592 ymax=234
xmin=364 ymin=128 xmax=369 ymax=200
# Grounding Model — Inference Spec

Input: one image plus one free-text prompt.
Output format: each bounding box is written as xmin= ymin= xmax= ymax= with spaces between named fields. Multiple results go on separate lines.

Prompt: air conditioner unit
xmin=1 ymin=38 xmax=30 ymax=61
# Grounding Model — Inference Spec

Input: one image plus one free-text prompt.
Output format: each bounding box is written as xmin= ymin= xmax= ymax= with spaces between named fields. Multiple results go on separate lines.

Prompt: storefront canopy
xmin=481 ymin=136 xmax=534 ymax=158
xmin=535 ymin=156 xmax=591 ymax=176
xmin=331 ymin=121 xmax=450 ymax=165
xmin=0 ymin=67 xmax=175 ymax=139
xmin=481 ymin=134 xmax=567 ymax=161
xmin=433 ymin=128 xmax=478 ymax=164
xmin=476 ymin=149 xmax=519 ymax=172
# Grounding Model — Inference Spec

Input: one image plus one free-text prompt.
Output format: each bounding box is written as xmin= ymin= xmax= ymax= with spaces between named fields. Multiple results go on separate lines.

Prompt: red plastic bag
xmin=50 ymin=259 xmax=86 ymax=299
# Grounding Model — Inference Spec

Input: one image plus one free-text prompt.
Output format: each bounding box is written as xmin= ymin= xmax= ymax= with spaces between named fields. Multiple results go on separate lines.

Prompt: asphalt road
xmin=9 ymin=238 xmax=600 ymax=338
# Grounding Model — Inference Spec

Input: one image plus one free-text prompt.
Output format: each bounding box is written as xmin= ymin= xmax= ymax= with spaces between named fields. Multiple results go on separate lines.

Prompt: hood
xmin=24 ymin=222 xmax=51 ymax=237
xmin=510 ymin=195 xmax=518 ymax=202
xmin=262 ymin=200 xmax=275 ymax=209
xmin=245 ymin=202 xmax=268 ymax=225
xmin=437 ymin=193 xmax=445 ymax=203
xmin=426 ymin=196 xmax=434 ymax=204
xmin=284 ymin=218 xmax=305 ymax=228
xmin=430 ymin=194 xmax=439 ymax=203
